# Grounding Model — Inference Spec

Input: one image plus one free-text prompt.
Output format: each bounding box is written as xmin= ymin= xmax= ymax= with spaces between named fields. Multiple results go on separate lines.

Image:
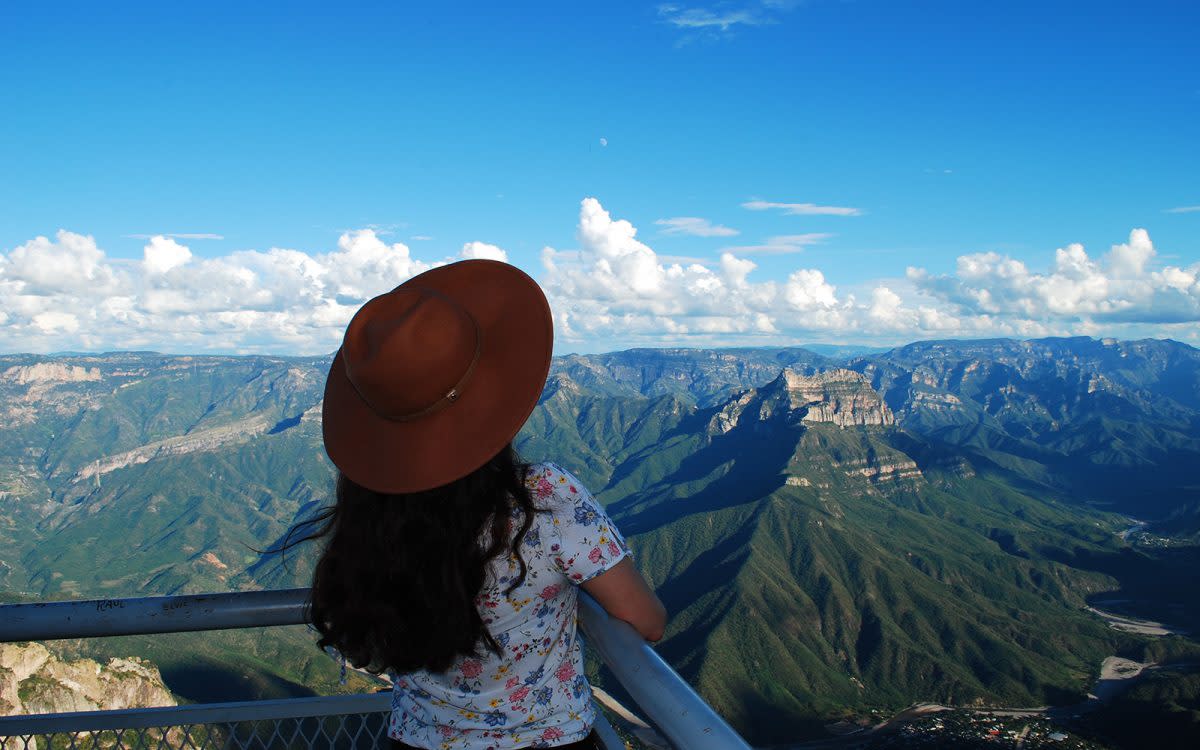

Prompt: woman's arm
xmin=581 ymin=557 xmax=667 ymax=642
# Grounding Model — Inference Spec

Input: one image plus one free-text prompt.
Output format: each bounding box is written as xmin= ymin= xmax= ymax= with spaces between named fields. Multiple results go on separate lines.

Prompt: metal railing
xmin=0 ymin=589 xmax=752 ymax=750
xmin=0 ymin=693 xmax=393 ymax=749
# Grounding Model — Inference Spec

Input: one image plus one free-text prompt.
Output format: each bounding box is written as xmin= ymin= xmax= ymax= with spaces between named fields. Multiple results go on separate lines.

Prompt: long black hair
xmin=278 ymin=443 xmax=538 ymax=675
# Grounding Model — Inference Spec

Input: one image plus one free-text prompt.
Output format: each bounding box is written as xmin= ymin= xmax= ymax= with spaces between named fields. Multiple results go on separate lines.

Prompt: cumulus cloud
xmin=2 ymin=230 xmax=124 ymax=297
xmin=3 ymin=207 xmax=1194 ymax=355
xmin=143 ymin=236 xmax=193 ymax=274
xmin=0 ymin=229 xmax=498 ymax=354
xmin=541 ymin=201 xmax=1198 ymax=349
xmin=460 ymin=241 xmax=508 ymax=262
xmin=909 ymin=229 xmax=1200 ymax=325
xmin=742 ymin=200 xmax=863 ymax=216
xmin=32 ymin=311 xmax=80 ymax=334
xmin=719 ymin=253 xmax=756 ymax=288
xmin=655 ymin=217 xmax=739 ymax=237
xmin=540 ymin=198 xmax=856 ymax=345
xmin=783 ymin=269 xmax=838 ymax=310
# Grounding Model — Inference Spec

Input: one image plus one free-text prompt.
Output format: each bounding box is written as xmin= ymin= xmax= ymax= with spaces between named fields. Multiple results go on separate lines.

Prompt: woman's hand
xmin=581 ymin=557 xmax=667 ymax=642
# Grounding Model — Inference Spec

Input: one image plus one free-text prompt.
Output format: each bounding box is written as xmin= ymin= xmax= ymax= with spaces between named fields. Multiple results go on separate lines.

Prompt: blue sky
xmin=1 ymin=0 xmax=1198 ymax=354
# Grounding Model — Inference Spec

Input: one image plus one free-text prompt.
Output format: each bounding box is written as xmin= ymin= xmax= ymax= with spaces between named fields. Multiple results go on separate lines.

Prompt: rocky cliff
xmin=709 ymin=368 xmax=894 ymax=434
xmin=70 ymin=413 xmax=273 ymax=483
xmin=0 ymin=642 xmax=175 ymax=716
xmin=780 ymin=369 xmax=895 ymax=427
xmin=1 ymin=363 xmax=102 ymax=385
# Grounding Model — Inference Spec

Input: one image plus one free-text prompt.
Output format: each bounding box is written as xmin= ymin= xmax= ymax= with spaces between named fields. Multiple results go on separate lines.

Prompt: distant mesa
xmin=779 ymin=368 xmax=895 ymax=427
xmin=710 ymin=367 xmax=894 ymax=434
xmin=1 ymin=362 xmax=101 ymax=385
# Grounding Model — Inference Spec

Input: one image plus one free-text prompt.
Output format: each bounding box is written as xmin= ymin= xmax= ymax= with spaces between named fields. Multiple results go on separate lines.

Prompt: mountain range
xmin=2 ymin=337 xmax=1199 ymax=744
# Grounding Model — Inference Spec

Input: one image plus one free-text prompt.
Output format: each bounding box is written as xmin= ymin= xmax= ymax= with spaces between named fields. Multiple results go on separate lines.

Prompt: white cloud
xmin=3 ymin=209 xmax=1194 ymax=355
xmin=722 ymin=233 xmax=832 ymax=255
xmin=599 ymin=137 xmax=608 ymax=147
xmin=659 ymin=6 xmax=765 ymax=30
xmin=541 ymin=198 xmax=856 ymax=346
xmin=742 ymin=200 xmax=863 ymax=216
xmin=460 ymin=241 xmax=508 ymax=262
xmin=1165 ymin=205 xmax=1200 ymax=214
xmin=577 ymin=198 xmax=667 ymax=296
xmin=327 ymin=230 xmax=429 ymax=300
xmin=0 ymin=229 xmax=448 ymax=354
xmin=657 ymin=2 xmax=799 ymax=33
xmin=719 ymin=253 xmax=756 ymax=288
xmin=2 ymin=230 xmax=125 ymax=298
xmin=784 ymin=269 xmax=838 ymax=310
xmin=910 ymin=229 xmax=1200 ymax=325
xmin=655 ymin=217 xmax=739 ymax=237
xmin=32 ymin=311 xmax=80 ymax=334
xmin=143 ymin=236 xmax=193 ymax=274
xmin=543 ymin=202 xmax=1199 ymax=349
xmin=868 ymin=286 xmax=902 ymax=320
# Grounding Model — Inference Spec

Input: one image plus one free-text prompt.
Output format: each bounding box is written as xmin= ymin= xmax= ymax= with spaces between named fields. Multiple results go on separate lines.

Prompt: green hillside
xmin=583 ymin=374 xmax=1129 ymax=742
xmin=1 ymin=340 xmax=1198 ymax=745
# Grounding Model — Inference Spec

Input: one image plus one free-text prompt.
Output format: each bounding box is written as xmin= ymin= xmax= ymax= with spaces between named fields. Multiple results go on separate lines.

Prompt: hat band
xmin=349 ymin=318 xmax=482 ymax=423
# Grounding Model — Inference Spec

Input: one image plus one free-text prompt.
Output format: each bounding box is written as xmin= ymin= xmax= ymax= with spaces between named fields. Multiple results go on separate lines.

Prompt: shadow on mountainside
xmin=159 ymin=657 xmax=318 ymax=703
xmin=1041 ymin=542 xmax=1200 ymax=635
xmin=650 ymin=506 xmax=761 ymax=654
xmin=609 ymin=421 xmax=802 ymax=536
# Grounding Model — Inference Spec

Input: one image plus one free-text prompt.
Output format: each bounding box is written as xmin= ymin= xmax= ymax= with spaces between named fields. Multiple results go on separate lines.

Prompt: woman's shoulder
xmin=522 ymin=462 xmax=591 ymax=510
xmin=522 ymin=462 xmax=628 ymax=583
xmin=523 ymin=461 xmax=585 ymax=490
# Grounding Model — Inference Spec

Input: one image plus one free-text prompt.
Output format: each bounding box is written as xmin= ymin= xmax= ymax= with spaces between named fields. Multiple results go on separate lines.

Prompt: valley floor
xmin=1085 ymin=604 xmax=1189 ymax=637
xmin=759 ymin=652 xmax=1199 ymax=750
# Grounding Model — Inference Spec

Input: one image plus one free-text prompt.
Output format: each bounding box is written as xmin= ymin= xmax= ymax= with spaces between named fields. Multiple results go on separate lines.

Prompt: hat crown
xmin=322 ymin=259 xmax=552 ymax=494
xmin=341 ymin=286 xmax=479 ymax=421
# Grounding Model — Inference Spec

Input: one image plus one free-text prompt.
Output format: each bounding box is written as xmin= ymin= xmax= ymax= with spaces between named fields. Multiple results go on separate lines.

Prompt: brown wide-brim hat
xmin=322 ymin=259 xmax=552 ymax=494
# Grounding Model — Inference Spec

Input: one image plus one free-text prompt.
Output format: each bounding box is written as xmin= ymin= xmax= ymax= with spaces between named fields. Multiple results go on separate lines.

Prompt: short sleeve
xmin=531 ymin=464 xmax=630 ymax=584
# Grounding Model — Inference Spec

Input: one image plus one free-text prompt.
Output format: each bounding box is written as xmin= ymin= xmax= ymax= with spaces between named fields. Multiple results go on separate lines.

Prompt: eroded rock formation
xmin=709 ymin=368 xmax=894 ymax=434
xmin=0 ymin=642 xmax=174 ymax=716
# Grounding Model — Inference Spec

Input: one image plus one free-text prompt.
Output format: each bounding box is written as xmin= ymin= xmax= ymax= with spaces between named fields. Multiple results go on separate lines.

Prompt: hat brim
xmin=322 ymin=260 xmax=553 ymax=494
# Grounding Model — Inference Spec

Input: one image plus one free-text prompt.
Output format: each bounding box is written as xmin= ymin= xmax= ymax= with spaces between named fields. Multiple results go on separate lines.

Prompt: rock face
xmin=1 ymin=363 xmax=101 ymax=385
xmin=780 ymin=369 xmax=895 ymax=427
xmin=0 ymin=642 xmax=175 ymax=716
xmin=71 ymin=413 xmax=272 ymax=483
xmin=709 ymin=368 xmax=894 ymax=434
xmin=837 ymin=456 xmax=922 ymax=483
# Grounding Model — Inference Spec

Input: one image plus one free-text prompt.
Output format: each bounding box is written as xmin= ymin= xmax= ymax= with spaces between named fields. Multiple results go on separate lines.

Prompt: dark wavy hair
xmin=278 ymin=443 xmax=538 ymax=675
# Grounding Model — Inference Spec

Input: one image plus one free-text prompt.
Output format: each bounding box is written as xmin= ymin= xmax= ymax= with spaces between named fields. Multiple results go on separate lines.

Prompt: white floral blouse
xmin=388 ymin=462 xmax=629 ymax=749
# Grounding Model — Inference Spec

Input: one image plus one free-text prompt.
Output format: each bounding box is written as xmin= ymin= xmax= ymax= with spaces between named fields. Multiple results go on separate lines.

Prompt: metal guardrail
xmin=0 ymin=588 xmax=311 ymax=642
xmin=577 ymin=594 xmax=752 ymax=750
xmin=0 ymin=693 xmax=393 ymax=748
xmin=0 ymin=589 xmax=752 ymax=749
